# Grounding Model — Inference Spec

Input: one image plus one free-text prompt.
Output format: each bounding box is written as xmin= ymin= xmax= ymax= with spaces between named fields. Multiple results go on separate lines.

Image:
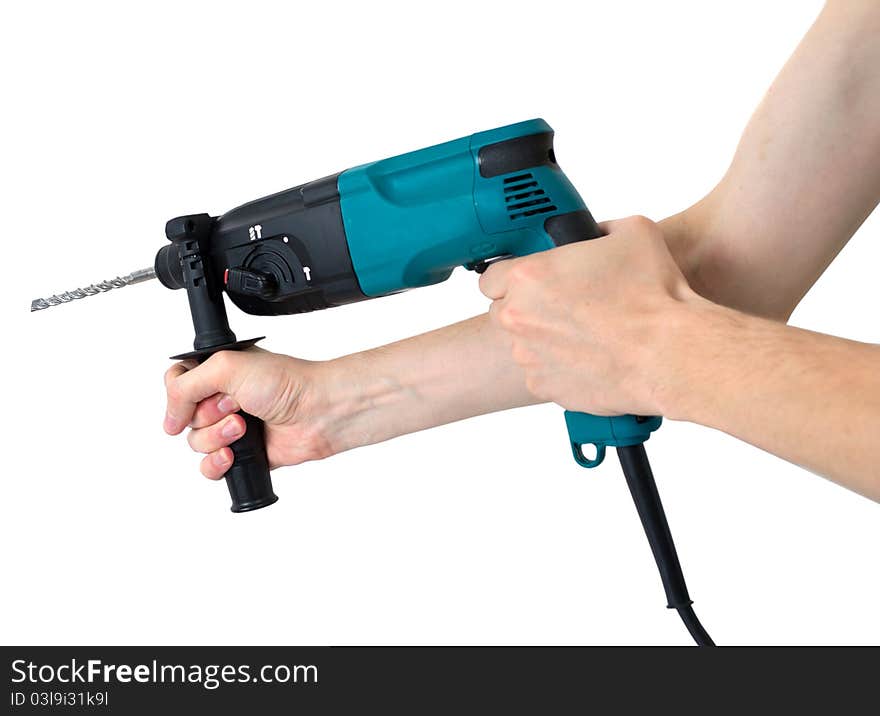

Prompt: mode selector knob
xmin=223 ymin=267 xmax=278 ymax=300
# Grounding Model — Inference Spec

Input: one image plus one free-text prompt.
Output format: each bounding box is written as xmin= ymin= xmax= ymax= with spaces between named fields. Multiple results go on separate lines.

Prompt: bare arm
xmin=668 ymin=300 xmax=880 ymax=500
xmin=663 ymin=0 xmax=880 ymax=320
xmin=317 ymin=315 xmax=538 ymax=454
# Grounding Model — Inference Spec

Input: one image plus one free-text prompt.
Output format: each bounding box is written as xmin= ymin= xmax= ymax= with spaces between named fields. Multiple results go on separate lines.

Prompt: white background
xmin=3 ymin=0 xmax=877 ymax=646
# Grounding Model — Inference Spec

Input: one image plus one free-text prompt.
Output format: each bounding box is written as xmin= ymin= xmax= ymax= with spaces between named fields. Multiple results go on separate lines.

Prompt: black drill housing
xmin=155 ymin=174 xmax=377 ymax=512
xmin=156 ymin=174 xmax=366 ymax=316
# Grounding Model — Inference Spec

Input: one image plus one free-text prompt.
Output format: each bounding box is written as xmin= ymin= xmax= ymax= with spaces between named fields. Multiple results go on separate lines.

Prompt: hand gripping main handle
xmin=542 ymin=209 xmax=666 ymax=463
xmin=543 ymin=208 xmax=665 ymax=467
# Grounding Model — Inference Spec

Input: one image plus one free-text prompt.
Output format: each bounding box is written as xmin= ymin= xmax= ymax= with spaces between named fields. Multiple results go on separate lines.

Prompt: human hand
xmin=479 ymin=216 xmax=699 ymax=416
xmin=163 ymin=348 xmax=337 ymax=479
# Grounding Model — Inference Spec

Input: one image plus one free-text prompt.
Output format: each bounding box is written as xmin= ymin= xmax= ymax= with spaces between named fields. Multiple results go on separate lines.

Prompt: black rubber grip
xmin=544 ymin=209 xmax=604 ymax=246
xmin=224 ymin=411 xmax=278 ymax=513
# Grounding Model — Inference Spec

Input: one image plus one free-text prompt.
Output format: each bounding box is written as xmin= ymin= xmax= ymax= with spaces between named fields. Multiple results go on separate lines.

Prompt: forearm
xmin=312 ymin=208 xmax=720 ymax=451
xmin=310 ymin=207 xmax=710 ymax=450
xmin=658 ymin=298 xmax=880 ymax=500
xmin=318 ymin=313 xmax=536 ymax=453
xmin=662 ymin=0 xmax=880 ymax=320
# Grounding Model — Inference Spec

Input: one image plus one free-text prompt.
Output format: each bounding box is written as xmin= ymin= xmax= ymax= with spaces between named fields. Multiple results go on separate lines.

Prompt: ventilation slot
xmin=503 ymin=172 xmax=557 ymax=220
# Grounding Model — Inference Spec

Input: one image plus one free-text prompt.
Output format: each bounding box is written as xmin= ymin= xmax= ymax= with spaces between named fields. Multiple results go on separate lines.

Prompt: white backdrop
xmin=4 ymin=0 xmax=877 ymax=645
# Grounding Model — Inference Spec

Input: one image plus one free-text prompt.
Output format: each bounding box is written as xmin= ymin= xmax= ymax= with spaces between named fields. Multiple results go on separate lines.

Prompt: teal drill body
xmin=337 ymin=119 xmax=586 ymax=296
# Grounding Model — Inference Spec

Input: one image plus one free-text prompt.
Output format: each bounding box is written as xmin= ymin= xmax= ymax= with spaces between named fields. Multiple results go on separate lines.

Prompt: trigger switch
xmin=468 ymin=254 xmax=514 ymax=274
xmin=224 ymin=267 xmax=278 ymax=300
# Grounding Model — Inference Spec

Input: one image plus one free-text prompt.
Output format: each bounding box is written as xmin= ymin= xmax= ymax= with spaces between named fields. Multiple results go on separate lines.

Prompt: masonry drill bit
xmin=30 ymin=266 xmax=157 ymax=312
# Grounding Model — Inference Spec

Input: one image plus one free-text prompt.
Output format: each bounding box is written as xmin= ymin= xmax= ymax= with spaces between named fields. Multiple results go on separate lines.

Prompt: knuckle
xmin=627 ymin=214 xmax=659 ymax=234
xmin=497 ymin=305 xmax=520 ymax=330
xmin=166 ymin=378 xmax=183 ymax=402
xmin=509 ymin=261 xmax=537 ymax=283
xmin=219 ymin=350 xmax=246 ymax=378
xmin=211 ymin=350 xmax=234 ymax=372
xmin=507 ymin=264 xmax=525 ymax=283
xmin=164 ymin=365 xmax=182 ymax=387
xmin=187 ymin=427 xmax=211 ymax=453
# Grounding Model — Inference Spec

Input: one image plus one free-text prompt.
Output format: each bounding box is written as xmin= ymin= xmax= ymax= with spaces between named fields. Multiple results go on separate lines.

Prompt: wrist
xmin=646 ymin=293 xmax=755 ymax=423
xmin=302 ymin=351 xmax=414 ymax=455
xmin=639 ymin=291 xmax=725 ymax=422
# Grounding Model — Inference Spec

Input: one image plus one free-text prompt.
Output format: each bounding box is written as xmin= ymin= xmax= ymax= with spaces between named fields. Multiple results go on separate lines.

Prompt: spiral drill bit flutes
xmin=30 ymin=266 xmax=157 ymax=312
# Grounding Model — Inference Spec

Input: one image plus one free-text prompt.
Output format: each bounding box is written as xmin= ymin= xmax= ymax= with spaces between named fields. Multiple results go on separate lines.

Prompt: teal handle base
xmin=564 ymin=412 xmax=662 ymax=468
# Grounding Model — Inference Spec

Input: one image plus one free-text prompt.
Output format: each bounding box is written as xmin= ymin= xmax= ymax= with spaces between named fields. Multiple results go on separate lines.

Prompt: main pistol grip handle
xmin=543 ymin=210 xmax=604 ymax=248
xmin=224 ymin=411 xmax=278 ymax=513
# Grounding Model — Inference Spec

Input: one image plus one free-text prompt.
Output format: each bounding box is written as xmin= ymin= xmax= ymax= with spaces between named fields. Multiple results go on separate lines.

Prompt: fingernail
xmin=221 ymin=417 xmax=243 ymax=439
xmin=213 ymin=451 xmax=231 ymax=467
xmin=217 ymin=395 xmax=238 ymax=413
xmin=164 ymin=414 xmax=180 ymax=433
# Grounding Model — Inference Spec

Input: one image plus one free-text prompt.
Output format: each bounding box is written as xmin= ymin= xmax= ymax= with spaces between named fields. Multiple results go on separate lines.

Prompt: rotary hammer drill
xmin=33 ymin=119 xmax=712 ymax=644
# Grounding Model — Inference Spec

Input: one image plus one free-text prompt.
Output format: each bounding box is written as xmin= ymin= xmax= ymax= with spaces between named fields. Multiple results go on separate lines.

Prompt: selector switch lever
xmin=224 ymin=267 xmax=278 ymax=300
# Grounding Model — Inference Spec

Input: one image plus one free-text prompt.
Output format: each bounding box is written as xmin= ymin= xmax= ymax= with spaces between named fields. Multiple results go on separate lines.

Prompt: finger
xmin=165 ymin=351 xmax=242 ymax=434
xmin=478 ymin=258 xmax=518 ymax=299
xmin=200 ymin=448 xmax=233 ymax=480
xmin=190 ymin=393 xmax=241 ymax=429
xmin=164 ymin=362 xmax=189 ymax=385
xmin=187 ymin=414 xmax=246 ymax=454
xmin=163 ymin=361 xmax=199 ymax=434
xmin=596 ymin=219 xmax=625 ymax=236
xmin=164 ymin=360 xmax=198 ymax=387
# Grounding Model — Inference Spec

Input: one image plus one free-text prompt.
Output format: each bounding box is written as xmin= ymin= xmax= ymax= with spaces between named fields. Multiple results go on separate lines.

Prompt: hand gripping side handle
xmin=164 ymin=213 xmax=278 ymax=513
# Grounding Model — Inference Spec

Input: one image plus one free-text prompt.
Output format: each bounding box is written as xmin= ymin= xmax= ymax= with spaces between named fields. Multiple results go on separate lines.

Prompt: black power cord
xmin=616 ymin=444 xmax=715 ymax=646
